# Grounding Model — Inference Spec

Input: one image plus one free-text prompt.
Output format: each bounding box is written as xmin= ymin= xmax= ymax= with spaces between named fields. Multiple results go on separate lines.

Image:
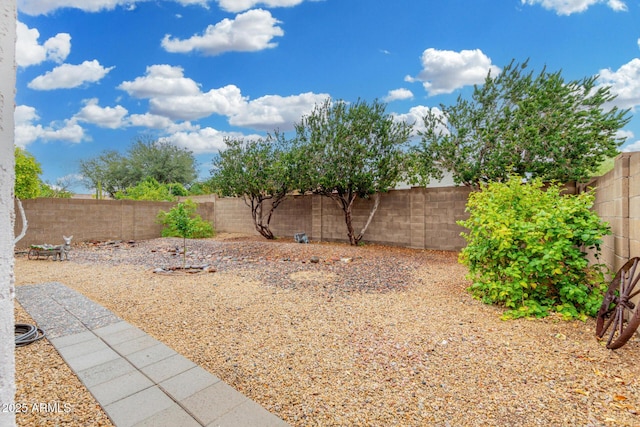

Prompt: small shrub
xmin=458 ymin=176 xmax=610 ymax=320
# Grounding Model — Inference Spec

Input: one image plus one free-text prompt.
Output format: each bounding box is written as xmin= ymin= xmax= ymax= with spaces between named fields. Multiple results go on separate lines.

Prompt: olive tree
xmin=293 ymin=98 xmax=413 ymax=245
xmin=414 ymin=60 xmax=631 ymax=187
xmin=209 ymin=133 xmax=292 ymax=240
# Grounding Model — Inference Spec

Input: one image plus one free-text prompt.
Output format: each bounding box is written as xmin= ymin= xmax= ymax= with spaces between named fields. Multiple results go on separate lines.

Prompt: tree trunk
xmin=333 ymin=192 xmax=381 ymax=246
xmin=249 ymin=197 xmax=275 ymax=239
xmin=332 ymin=192 xmax=359 ymax=245
xmin=357 ymin=193 xmax=380 ymax=242
xmin=13 ymin=198 xmax=27 ymax=244
xmin=0 ymin=2 xmax=17 ymax=425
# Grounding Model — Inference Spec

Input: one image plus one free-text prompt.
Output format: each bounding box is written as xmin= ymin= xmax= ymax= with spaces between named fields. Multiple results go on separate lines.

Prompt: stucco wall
xmin=1 ymin=1 xmax=17 ymax=425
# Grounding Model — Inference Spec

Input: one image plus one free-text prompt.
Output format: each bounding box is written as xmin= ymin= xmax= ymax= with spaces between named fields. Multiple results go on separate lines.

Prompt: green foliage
xmin=39 ymin=182 xmax=72 ymax=198
xmin=293 ymin=98 xmax=413 ymax=245
xmin=415 ymin=60 xmax=630 ymax=187
xmin=15 ymin=146 xmax=43 ymax=199
xmin=127 ymin=137 xmax=197 ymax=185
xmin=209 ymin=133 xmax=291 ymax=239
xmin=458 ymin=177 xmax=611 ymax=320
xmin=79 ymin=136 xmax=197 ymax=197
xmin=595 ymin=155 xmax=617 ymax=177
xmin=187 ymin=181 xmax=214 ymax=195
xmin=14 ymin=146 xmax=72 ymax=199
xmin=156 ymin=200 xmax=214 ymax=239
xmin=157 ymin=200 xmax=214 ymax=267
xmin=113 ymin=177 xmax=188 ymax=201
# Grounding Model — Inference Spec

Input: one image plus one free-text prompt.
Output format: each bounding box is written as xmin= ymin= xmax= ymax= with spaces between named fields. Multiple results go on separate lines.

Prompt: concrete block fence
xmin=13 ymin=187 xmax=471 ymax=251
xmin=13 ymin=151 xmax=640 ymax=267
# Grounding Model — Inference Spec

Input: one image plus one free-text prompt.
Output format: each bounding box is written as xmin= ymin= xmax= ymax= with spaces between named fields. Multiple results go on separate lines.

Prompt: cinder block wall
xmin=589 ymin=155 xmax=628 ymax=272
xmin=14 ymin=198 xmax=215 ymax=248
xmin=15 ymin=186 xmax=472 ymax=251
xmin=19 ymin=158 xmax=640 ymax=258
xmin=215 ymin=187 xmax=471 ymax=250
xmin=629 ymin=154 xmax=640 ymax=264
xmin=586 ymin=152 xmax=634 ymax=274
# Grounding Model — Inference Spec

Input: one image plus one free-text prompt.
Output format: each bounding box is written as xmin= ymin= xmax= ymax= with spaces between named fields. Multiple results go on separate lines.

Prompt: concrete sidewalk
xmin=16 ymin=282 xmax=290 ymax=427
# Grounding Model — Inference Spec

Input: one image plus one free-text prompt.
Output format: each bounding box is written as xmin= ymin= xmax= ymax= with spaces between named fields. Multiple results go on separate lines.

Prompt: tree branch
xmin=14 ymin=197 xmax=28 ymax=244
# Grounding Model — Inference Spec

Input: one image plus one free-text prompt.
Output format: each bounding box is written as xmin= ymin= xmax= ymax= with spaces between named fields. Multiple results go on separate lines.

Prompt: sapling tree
xmin=156 ymin=200 xmax=214 ymax=268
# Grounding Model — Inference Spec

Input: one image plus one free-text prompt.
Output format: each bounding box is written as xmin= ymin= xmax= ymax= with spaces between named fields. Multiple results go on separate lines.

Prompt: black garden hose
xmin=15 ymin=324 xmax=45 ymax=347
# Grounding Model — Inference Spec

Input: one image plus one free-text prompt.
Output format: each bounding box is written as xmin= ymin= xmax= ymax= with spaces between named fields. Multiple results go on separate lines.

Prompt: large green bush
xmin=458 ymin=177 xmax=610 ymax=320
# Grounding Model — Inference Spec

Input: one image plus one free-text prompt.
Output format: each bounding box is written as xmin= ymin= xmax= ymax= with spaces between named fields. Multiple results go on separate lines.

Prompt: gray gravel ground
xmin=14 ymin=235 xmax=640 ymax=426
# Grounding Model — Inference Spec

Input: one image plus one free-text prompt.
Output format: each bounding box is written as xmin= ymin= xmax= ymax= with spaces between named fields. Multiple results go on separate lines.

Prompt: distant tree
xmin=79 ymin=150 xmax=132 ymax=197
xmin=114 ymin=177 xmax=187 ymax=201
xmin=187 ymin=181 xmax=215 ymax=195
xmin=293 ymin=98 xmax=413 ymax=245
xmin=79 ymin=136 xmax=197 ymax=197
xmin=414 ymin=60 xmax=631 ymax=187
xmin=209 ymin=133 xmax=291 ymax=239
xmin=39 ymin=181 xmax=72 ymax=198
xmin=14 ymin=146 xmax=42 ymax=199
xmin=128 ymin=136 xmax=197 ymax=185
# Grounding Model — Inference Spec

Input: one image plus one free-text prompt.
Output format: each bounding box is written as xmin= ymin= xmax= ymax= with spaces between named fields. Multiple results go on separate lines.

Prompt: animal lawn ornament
xmin=53 ymin=235 xmax=73 ymax=261
xmin=294 ymin=233 xmax=309 ymax=244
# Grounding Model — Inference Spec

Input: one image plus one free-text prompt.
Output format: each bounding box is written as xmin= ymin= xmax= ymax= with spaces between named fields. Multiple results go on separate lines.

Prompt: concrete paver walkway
xmin=16 ymin=282 xmax=290 ymax=427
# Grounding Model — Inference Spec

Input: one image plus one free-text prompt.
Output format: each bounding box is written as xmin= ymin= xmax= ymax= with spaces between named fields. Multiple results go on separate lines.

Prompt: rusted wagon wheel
xmin=596 ymin=257 xmax=640 ymax=349
xmin=27 ymin=248 xmax=38 ymax=260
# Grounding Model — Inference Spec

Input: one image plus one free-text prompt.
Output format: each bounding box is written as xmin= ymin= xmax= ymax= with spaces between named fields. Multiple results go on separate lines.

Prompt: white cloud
xmin=128 ymin=113 xmax=179 ymax=129
xmin=520 ymin=0 xmax=627 ymax=15
xmin=228 ymin=92 xmax=330 ymax=130
xmin=622 ymin=140 xmax=640 ymax=152
xmin=119 ymin=64 xmax=328 ymax=128
xmin=16 ymin=22 xmax=71 ymax=67
xmin=28 ymin=60 xmax=114 ymax=90
xmin=383 ymin=88 xmax=414 ymax=102
xmin=119 ymin=65 xmax=247 ymax=121
xmin=617 ymin=129 xmax=634 ymax=141
xmin=597 ymin=58 xmax=640 ymax=111
xmin=18 ymin=0 xmax=137 ymax=15
xmin=14 ymin=105 xmax=85 ymax=147
xmin=74 ymin=98 xmax=129 ymax=129
xmin=160 ymin=127 xmax=261 ymax=154
xmin=392 ymin=105 xmax=445 ymax=136
xmin=118 ymin=64 xmax=201 ymax=98
xmin=18 ymin=0 xmax=214 ymax=15
xmin=406 ymin=48 xmax=500 ymax=96
xmin=150 ymin=85 xmax=247 ymax=120
xmin=162 ymin=9 xmax=284 ymax=56
xmin=216 ymin=0 xmax=309 ymax=13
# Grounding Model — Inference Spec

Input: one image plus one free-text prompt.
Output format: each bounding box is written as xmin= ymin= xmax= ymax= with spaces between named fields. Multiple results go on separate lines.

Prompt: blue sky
xmin=14 ymin=0 xmax=640 ymax=192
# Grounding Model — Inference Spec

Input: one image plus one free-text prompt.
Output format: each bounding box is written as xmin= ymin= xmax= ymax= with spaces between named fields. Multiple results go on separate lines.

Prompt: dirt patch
xmin=14 ymin=236 xmax=640 ymax=426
